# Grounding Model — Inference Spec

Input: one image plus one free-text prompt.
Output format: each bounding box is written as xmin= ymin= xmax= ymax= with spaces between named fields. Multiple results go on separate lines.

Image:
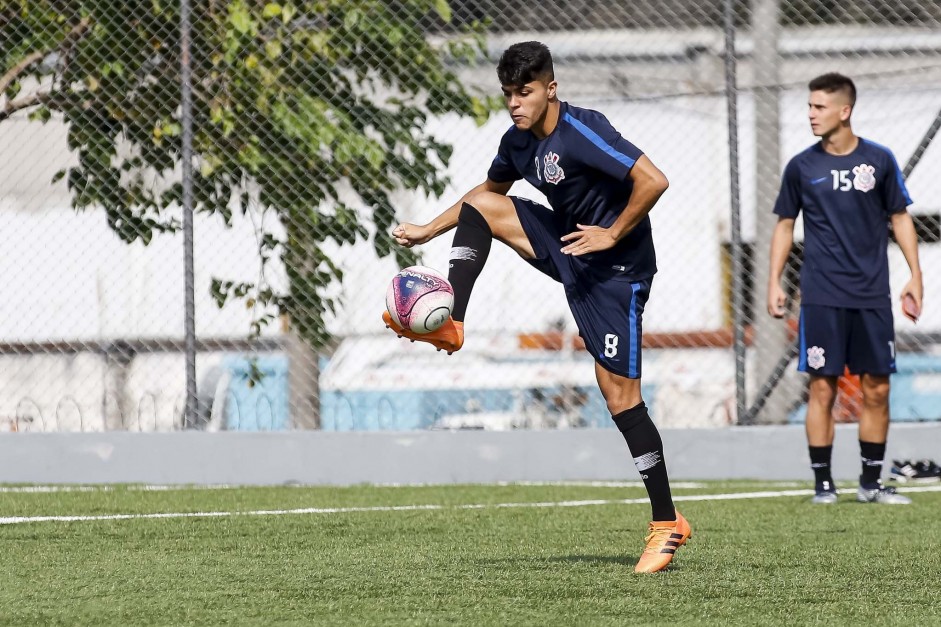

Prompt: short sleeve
xmin=486 ymin=133 xmax=521 ymax=183
xmin=880 ymin=148 xmax=913 ymax=214
xmin=773 ymin=158 xmax=803 ymax=218
xmin=564 ymin=111 xmax=643 ymax=181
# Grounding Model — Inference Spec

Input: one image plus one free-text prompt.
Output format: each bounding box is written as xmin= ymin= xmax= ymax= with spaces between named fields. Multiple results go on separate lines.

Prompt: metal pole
xmin=903 ymin=106 xmax=941 ymax=178
xmin=743 ymin=340 xmax=799 ymax=423
xmin=749 ymin=0 xmax=786 ymax=424
xmin=723 ymin=0 xmax=747 ymax=423
xmin=180 ymin=0 xmax=198 ymax=427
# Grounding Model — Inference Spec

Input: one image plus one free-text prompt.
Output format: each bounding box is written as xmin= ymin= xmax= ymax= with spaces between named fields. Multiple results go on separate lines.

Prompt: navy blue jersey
xmin=773 ymin=138 xmax=912 ymax=308
xmin=487 ymin=101 xmax=656 ymax=281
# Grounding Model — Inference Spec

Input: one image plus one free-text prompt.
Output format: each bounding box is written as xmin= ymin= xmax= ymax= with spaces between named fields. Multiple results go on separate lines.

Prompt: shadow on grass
xmin=549 ymin=554 xmax=691 ymax=574
xmin=547 ymin=555 xmax=637 ymax=567
xmin=475 ymin=555 xmax=638 ymax=568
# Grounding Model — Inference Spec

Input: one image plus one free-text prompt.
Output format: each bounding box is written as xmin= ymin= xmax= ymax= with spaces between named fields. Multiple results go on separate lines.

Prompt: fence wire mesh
xmin=1 ymin=0 xmax=939 ymax=432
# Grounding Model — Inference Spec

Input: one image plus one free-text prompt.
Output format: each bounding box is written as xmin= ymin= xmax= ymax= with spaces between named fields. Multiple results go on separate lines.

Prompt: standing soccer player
xmin=767 ymin=73 xmax=924 ymax=504
xmin=382 ymin=41 xmax=690 ymax=573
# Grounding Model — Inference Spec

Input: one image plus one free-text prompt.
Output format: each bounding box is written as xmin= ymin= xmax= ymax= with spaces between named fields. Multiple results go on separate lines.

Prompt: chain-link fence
xmin=1 ymin=0 xmax=939 ymax=432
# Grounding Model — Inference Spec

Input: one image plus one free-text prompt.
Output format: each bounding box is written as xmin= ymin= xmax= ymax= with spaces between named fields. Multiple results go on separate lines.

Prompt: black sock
xmin=612 ymin=402 xmax=675 ymax=522
xmin=860 ymin=440 xmax=886 ymax=488
xmin=809 ymin=445 xmax=833 ymax=488
xmin=447 ymin=203 xmax=492 ymax=322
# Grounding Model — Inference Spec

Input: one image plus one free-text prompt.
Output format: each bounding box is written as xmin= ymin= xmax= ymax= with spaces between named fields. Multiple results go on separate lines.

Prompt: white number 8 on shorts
xmin=604 ymin=333 xmax=619 ymax=357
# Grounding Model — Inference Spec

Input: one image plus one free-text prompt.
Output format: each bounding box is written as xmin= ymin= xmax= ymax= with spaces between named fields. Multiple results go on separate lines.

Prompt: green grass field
xmin=2 ymin=481 xmax=940 ymax=626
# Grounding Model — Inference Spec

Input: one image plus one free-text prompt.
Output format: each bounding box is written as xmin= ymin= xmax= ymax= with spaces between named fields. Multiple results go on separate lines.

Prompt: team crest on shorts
xmin=807 ymin=346 xmax=826 ymax=370
xmin=543 ymin=152 xmax=565 ymax=184
xmin=852 ymin=164 xmax=876 ymax=192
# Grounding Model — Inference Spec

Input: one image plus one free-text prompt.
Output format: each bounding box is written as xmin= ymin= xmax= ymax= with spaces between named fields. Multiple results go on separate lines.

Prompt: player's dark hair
xmin=497 ymin=41 xmax=554 ymax=87
xmin=808 ymin=73 xmax=856 ymax=108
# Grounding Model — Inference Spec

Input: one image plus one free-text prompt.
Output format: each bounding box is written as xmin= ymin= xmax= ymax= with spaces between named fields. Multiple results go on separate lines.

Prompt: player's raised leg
xmin=383 ymin=188 xmax=533 ymax=353
xmin=448 ymin=191 xmax=535 ymax=323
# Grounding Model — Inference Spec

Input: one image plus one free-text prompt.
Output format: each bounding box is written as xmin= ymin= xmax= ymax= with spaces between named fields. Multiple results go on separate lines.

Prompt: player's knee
xmin=808 ymin=378 xmax=837 ymax=406
xmin=458 ymin=201 xmax=494 ymax=235
xmin=861 ymin=377 xmax=889 ymax=407
xmin=602 ymin=387 xmax=643 ymax=416
xmin=466 ymin=191 xmax=512 ymax=222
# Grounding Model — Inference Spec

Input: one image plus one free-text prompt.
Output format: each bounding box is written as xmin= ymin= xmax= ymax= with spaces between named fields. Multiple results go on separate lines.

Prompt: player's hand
xmin=391 ymin=223 xmax=433 ymax=248
xmin=560 ymin=224 xmax=617 ymax=256
xmin=767 ymin=282 xmax=788 ymax=318
xmin=900 ymin=277 xmax=923 ymax=323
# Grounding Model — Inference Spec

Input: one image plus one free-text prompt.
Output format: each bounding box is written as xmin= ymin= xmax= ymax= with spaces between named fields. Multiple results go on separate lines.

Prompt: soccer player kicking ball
xmin=383 ymin=41 xmax=690 ymax=573
xmin=767 ymin=73 xmax=924 ymax=505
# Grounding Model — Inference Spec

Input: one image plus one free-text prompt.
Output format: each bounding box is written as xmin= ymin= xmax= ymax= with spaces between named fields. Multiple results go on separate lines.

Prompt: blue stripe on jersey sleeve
xmin=562 ymin=112 xmax=637 ymax=169
xmin=866 ymin=139 xmax=914 ymax=206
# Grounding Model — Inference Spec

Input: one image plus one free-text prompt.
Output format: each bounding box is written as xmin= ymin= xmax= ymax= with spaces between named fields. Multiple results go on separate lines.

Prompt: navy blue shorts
xmin=513 ymin=197 xmax=651 ymax=379
xmin=798 ymin=304 xmax=896 ymax=376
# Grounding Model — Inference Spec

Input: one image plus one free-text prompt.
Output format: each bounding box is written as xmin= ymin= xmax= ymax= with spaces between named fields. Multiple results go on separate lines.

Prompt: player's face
xmin=808 ymin=90 xmax=851 ymax=138
xmin=501 ymin=79 xmax=556 ymax=131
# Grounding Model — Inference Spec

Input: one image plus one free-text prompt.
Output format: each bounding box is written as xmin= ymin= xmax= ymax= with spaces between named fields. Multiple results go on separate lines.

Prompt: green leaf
xmin=28 ymin=105 xmax=52 ymax=122
xmin=262 ymin=3 xmax=281 ymax=18
xmin=344 ymin=9 xmax=362 ymax=29
xmin=229 ymin=2 xmax=253 ymax=34
xmin=281 ymin=2 xmax=296 ymax=24
xmin=264 ymin=40 xmax=282 ymax=60
xmin=434 ymin=0 xmax=453 ymax=23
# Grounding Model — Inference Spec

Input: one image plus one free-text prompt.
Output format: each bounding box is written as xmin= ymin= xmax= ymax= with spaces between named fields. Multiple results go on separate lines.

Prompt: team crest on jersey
xmin=543 ymin=152 xmax=565 ymax=184
xmin=807 ymin=346 xmax=826 ymax=370
xmin=852 ymin=164 xmax=876 ymax=192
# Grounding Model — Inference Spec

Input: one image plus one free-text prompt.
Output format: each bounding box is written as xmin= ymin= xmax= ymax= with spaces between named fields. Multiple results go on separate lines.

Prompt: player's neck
xmin=820 ymin=127 xmax=858 ymax=156
xmin=532 ymin=100 xmax=560 ymax=139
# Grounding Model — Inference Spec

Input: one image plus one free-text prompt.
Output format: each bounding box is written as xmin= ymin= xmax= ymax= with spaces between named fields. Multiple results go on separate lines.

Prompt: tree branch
xmin=0 ymin=17 xmax=92 ymax=95
xmin=0 ymin=50 xmax=48 ymax=95
xmin=55 ymin=16 xmax=92 ymax=85
xmin=0 ymin=90 xmax=55 ymax=122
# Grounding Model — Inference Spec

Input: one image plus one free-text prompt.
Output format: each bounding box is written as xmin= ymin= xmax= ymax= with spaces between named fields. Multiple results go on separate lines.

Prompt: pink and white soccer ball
xmin=385 ymin=266 xmax=454 ymax=334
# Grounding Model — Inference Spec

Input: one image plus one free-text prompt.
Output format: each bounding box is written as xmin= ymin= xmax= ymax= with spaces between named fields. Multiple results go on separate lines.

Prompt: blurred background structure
xmin=2 ymin=0 xmax=940 ymax=434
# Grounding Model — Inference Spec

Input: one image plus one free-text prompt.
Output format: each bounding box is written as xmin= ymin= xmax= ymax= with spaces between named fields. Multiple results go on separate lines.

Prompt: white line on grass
xmin=0 ymin=485 xmax=235 ymax=493
xmin=3 ymin=485 xmax=941 ymax=526
xmin=497 ymin=481 xmax=706 ymax=489
xmin=0 ymin=481 xmax=709 ymax=493
xmin=0 ymin=486 xmax=107 ymax=494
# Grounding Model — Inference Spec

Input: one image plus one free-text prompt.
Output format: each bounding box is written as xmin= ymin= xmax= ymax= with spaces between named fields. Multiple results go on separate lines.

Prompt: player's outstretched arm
xmin=767 ymin=217 xmax=795 ymax=318
xmin=890 ymin=211 xmax=924 ymax=321
xmin=392 ymin=179 xmax=513 ymax=248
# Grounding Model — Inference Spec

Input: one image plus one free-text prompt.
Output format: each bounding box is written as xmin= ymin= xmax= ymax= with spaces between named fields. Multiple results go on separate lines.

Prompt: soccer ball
xmin=385 ymin=266 xmax=454 ymax=334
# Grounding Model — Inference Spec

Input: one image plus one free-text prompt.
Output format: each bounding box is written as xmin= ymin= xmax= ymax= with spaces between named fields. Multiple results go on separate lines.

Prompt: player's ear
xmin=546 ymin=80 xmax=558 ymax=100
xmin=840 ymin=103 xmax=852 ymax=122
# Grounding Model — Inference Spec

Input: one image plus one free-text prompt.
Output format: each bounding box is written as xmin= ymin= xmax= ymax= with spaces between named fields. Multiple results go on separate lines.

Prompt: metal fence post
xmin=723 ymin=0 xmax=747 ymax=423
xmin=180 ymin=0 xmax=198 ymax=428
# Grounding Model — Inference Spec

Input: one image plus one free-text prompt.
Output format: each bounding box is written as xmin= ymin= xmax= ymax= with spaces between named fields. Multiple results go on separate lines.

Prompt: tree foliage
xmin=0 ymin=0 xmax=495 ymax=350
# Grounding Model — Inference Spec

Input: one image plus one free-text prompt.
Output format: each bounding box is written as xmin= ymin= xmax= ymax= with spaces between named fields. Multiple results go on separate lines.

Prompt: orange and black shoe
xmin=634 ymin=510 xmax=692 ymax=574
xmin=382 ymin=310 xmax=464 ymax=354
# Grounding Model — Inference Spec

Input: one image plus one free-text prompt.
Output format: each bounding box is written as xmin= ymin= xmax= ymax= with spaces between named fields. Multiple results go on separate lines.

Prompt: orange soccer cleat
xmin=633 ymin=511 xmax=692 ymax=574
xmin=382 ymin=310 xmax=464 ymax=354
